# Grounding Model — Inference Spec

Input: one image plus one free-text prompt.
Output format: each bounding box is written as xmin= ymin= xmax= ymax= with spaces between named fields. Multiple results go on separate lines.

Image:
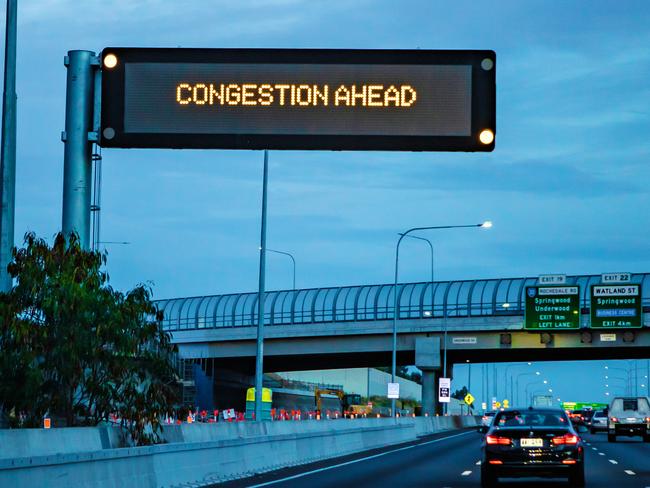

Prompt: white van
xmin=608 ymin=397 xmax=650 ymax=442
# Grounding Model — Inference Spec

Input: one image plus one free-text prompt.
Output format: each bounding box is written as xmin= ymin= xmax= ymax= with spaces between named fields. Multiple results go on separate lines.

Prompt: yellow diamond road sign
xmin=464 ymin=393 xmax=475 ymax=405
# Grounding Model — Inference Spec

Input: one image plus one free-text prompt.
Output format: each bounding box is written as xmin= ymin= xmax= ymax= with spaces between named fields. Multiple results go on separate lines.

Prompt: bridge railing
xmin=157 ymin=273 xmax=650 ymax=331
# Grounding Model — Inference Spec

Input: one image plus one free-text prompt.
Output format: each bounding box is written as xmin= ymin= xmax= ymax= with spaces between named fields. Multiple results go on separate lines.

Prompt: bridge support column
xmin=415 ymin=337 xmax=441 ymax=417
xmin=421 ymin=369 xmax=438 ymax=416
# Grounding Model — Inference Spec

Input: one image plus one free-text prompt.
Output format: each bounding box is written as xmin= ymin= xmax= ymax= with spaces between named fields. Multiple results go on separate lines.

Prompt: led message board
xmin=524 ymin=285 xmax=581 ymax=330
xmin=99 ymin=48 xmax=496 ymax=151
xmin=590 ymin=284 xmax=642 ymax=328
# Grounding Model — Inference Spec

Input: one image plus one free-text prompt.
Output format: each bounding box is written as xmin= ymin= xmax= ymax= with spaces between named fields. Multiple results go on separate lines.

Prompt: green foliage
xmin=0 ymin=232 xmax=178 ymax=445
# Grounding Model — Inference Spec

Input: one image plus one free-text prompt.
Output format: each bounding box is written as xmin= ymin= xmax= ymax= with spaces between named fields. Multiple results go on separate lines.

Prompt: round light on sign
xmin=103 ymin=54 xmax=118 ymax=69
xmin=479 ymin=129 xmax=494 ymax=145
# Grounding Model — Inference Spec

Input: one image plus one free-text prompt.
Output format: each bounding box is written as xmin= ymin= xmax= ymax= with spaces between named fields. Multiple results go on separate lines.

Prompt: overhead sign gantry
xmin=98 ymin=48 xmax=496 ymax=151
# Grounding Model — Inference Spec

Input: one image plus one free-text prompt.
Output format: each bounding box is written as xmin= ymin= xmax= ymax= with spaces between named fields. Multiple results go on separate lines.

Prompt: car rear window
xmin=623 ymin=399 xmax=638 ymax=410
xmin=495 ymin=411 xmax=567 ymax=427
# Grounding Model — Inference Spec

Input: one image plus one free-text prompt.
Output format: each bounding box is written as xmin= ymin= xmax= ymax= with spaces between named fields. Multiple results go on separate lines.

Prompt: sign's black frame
xmin=589 ymin=283 xmax=643 ymax=329
xmin=524 ymin=285 xmax=581 ymax=331
xmin=99 ymin=48 xmax=496 ymax=151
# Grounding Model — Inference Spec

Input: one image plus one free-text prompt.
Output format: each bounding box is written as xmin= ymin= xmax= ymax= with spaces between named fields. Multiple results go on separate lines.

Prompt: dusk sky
xmin=2 ymin=0 xmax=650 ymax=405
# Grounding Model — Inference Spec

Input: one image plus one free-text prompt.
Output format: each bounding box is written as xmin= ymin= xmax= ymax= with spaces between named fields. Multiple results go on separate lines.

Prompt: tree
xmin=0 ymin=232 xmax=179 ymax=445
xmin=452 ymin=386 xmax=469 ymax=401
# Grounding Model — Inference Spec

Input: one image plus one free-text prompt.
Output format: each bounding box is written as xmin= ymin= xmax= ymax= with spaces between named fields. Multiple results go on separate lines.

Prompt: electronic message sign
xmin=99 ymin=48 xmax=496 ymax=151
xmin=590 ymin=284 xmax=642 ymax=328
xmin=524 ymin=285 xmax=581 ymax=330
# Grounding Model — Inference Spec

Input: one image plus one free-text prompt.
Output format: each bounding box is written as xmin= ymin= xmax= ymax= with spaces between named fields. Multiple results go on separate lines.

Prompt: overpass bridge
xmin=158 ymin=273 xmax=650 ymax=412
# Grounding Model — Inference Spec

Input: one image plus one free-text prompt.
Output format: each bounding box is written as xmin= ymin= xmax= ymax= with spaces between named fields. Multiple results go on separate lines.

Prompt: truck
xmin=532 ymin=395 xmax=554 ymax=407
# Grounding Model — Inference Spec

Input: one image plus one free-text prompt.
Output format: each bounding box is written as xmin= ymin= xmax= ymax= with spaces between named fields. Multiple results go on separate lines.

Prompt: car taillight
xmin=486 ymin=435 xmax=512 ymax=445
xmin=610 ymin=417 xmax=618 ymax=423
xmin=552 ymin=434 xmax=579 ymax=445
xmin=645 ymin=417 xmax=650 ymax=423
xmin=482 ymin=416 xmax=488 ymax=421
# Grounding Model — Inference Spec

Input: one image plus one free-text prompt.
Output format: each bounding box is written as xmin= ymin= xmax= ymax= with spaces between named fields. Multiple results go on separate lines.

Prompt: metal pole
xmin=62 ymin=50 xmax=95 ymax=249
xmin=392 ymin=234 xmax=405 ymax=418
xmin=254 ymin=150 xmax=269 ymax=422
xmin=391 ymin=223 xmax=490 ymax=417
xmin=401 ymin=234 xmax=434 ymax=314
xmin=0 ymin=0 xmax=17 ymax=292
xmin=267 ymin=248 xmax=296 ymax=290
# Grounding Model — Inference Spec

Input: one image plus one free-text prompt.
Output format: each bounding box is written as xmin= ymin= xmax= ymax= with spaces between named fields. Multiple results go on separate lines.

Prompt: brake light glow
xmin=645 ymin=417 xmax=650 ymax=423
xmin=562 ymin=459 xmax=577 ymax=464
xmin=610 ymin=417 xmax=618 ymax=423
xmin=486 ymin=435 xmax=512 ymax=446
xmin=488 ymin=460 xmax=503 ymax=465
xmin=552 ymin=434 xmax=579 ymax=445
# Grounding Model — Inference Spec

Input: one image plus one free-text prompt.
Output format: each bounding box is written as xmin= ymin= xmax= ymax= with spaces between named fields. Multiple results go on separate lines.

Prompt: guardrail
xmin=0 ymin=417 xmax=479 ymax=487
xmin=156 ymin=273 xmax=650 ymax=331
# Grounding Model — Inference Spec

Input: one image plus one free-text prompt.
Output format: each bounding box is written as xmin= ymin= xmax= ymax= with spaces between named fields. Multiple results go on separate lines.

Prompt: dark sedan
xmin=481 ymin=407 xmax=585 ymax=487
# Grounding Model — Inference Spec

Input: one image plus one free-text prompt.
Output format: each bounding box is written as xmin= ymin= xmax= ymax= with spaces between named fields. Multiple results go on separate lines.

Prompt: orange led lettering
xmin=384 ymin=85 xmax=400 ymax=106
xmin=226 ymin=84 xmax=241 ymax=105
xmin=275 ymin=84 xmax=290 ymax=105
xmin=400 ymin=85 xmax=417 ymax=107
xmin=313 ymin=85 xmax=328 ymax=106
xmin=175 ymin=82 xmax=417 ymax=109
xmin=350 ymin=85 xmax=367 ymax=106
xmin=296 ymin=85 xmax=311 ymax=106
xmin=334 ymin=85 xmax=351 ymax=106
xmin=258 ymin=84 xmax=274 ymax=105
xmin=242 ymin=84 xmax=257 ymax=105
xmin=176 ymin=83 xmax=192 ymax=105
xmin=367 ymin=85 xmax=383 ymax=107
xmin=209 ymin=83 xmax=225 ymax=105
xmin=193 ymin=84 xmax=208 ymax=105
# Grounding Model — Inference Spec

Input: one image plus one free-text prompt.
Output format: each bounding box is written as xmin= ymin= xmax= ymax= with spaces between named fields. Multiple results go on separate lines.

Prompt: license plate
xmin=520 ymin=438 xmax=543 ymax=447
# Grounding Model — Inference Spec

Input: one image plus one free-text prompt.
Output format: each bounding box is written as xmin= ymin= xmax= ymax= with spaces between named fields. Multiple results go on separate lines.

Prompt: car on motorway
xmin=568 ymin=409 xmax=585 ymax=427
xmin=479 ymin=411 xmax=497 ymax=433
xmin=582 ymin=409 xmax=595 ymax=429
xmin=481 ymin=407 xmax=584 ymax=487
xmin=589 ymin=410 xmax=608 ymax=434
xmin=607 ymin=396 xmax=650 ymax=442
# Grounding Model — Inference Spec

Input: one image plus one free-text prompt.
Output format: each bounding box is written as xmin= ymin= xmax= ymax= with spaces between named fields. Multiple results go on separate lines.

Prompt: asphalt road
xmin=231 ymin=428 xmax=650 ymax=487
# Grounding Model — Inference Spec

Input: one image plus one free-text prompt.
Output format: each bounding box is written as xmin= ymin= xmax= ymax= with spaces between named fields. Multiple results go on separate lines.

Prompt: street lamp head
xmin=480 ymin=220 xmax=493 ymax=229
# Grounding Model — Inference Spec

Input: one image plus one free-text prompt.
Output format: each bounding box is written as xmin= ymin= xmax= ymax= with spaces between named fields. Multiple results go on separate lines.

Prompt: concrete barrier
xmin=0 ymin=416 xmax=478 ymax=487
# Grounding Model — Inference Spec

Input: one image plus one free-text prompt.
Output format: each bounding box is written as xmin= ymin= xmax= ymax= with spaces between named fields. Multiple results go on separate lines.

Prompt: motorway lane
xmin=235 ymin=428 xmax=650 ymax=487
xmin=581 ymin=429 xmax=650 ymax=481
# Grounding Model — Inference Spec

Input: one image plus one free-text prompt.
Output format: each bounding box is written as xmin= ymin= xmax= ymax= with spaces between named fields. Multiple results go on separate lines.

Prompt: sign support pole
xmin=62 ymin=50 xmax=96 ymax=249
xmin=0 ymin=0 xmax=17 ymax=292
xmin=254 ymin=150 xmax=269 ymax=422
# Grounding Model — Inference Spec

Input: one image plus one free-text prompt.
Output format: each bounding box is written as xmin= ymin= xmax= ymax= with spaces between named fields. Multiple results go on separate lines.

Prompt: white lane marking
xmin=476 ymin=460 xmax=481 ymax=465
xmin=598 ymin=452 xmax=605 ymax=456
xmin=625 ymin=470 xmax=636 ymax=475
xmin=591 ymin=447 xmax=598 ymax=450
xmin=461 ymin=470 xmax=472 ymax=476
xmin=248 ymin=431 xmax=474 ymax=487
xmin=609 ymin=459 xmax=618 ymax=464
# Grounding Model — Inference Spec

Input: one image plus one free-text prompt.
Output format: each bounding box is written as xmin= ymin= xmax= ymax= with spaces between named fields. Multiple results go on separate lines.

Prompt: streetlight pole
xmin=266 ymin=248 xmax=296 ymax=290
xmin=401 ymin=234 xmax=434 ymax=315
xmin=515 ymin=371 xmax=541 ymax=405
xmin=605 ymin=365 xmax=632 ymax=395
xmin=391 ymin=221 xmax=492 ymax=417
xmin=525 ymin=379 xmax=548 ymax=405
xmin=254 ymin=150 xmax=269 ymax=422
xmin=504 ymin=363 xmax=532 ymax=404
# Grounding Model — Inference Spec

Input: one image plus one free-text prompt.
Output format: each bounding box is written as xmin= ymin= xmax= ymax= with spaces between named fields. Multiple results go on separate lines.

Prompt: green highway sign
xmin=524 ymin=285 xmax=580 ymax=330
xmin=562 ymin=402 xmax=608 ymax=411
xmin=590 ymin=284 xmax=642 ymax=328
